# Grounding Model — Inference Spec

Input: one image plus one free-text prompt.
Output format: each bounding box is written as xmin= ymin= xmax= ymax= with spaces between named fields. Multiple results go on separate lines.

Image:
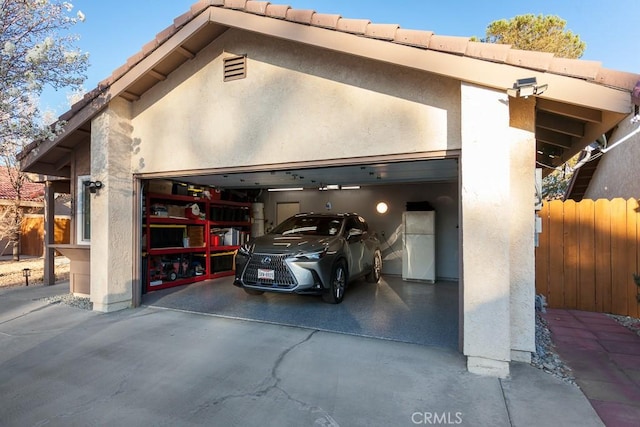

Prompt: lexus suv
xmin=234 ymin=213 xmax=382 ymax=303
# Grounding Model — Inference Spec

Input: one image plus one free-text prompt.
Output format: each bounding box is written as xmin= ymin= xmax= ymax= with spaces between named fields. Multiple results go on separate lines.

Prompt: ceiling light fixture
xmin=376 ymin=202 xmax=388 ymax=214
xmin=268 ymin=187 xmax=304 ymax=192
xmin=341 ymin=186 xmax=361 ymax=190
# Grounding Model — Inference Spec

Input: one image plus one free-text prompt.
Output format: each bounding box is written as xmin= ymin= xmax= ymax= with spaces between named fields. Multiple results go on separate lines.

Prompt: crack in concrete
xmin=498 ymin=378 xmax=514 ymax=427
xmin=0 ymin=303 xmax=55 ymax=327
xmin=189 ymin=329 xmax=338 ymax=425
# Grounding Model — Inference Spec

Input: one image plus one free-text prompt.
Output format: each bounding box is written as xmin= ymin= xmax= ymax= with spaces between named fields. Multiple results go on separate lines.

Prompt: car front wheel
xmin=323 ymin=261 xmax=347 ymax=304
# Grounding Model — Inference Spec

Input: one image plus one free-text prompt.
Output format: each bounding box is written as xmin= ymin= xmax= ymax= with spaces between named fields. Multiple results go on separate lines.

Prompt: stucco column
xmin=508 ymin=99 xmax=536 ymax=363
xmin=89 ymin=97 xmax=134 ymax=312
xmin=460 ymin=83 xmax=511 ymax=377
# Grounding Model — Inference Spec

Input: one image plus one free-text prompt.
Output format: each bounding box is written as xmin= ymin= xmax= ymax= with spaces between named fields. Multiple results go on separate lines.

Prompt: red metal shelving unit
xmin=143 ymin=189 xmax=251 ymax=292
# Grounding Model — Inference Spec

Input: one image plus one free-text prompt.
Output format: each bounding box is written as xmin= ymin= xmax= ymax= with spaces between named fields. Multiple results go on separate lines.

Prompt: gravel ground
xmin=607 ymin=313 xmax=640 ymax=337
xmin=531 ymin=309 xmax=577 ymax=386
xmin=41 ymin=293 xmax=93 ymax=310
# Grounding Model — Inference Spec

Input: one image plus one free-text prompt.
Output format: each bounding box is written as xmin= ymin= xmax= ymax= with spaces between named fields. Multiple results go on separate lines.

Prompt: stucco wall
xmin=131 ymin=29 xmax=461 ymax=175
xmin=584 ymin=113 xmax=640 ymax=199
xmin=460 ymin=83 xmax=512 ymax=377
xmin=262 ymin=181 xmax=459 ymax=279
xmin=90 ymin=98 xmax=135 ymax=312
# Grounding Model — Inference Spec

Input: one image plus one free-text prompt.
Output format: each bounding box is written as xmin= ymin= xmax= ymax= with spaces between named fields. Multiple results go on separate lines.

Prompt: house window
xmin=77 ymin=175 xmax=91 ymax=244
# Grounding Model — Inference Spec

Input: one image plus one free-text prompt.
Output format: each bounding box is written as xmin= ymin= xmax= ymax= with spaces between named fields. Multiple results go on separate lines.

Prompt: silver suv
xmin=234 ymin=213 xmax=382 ymax=303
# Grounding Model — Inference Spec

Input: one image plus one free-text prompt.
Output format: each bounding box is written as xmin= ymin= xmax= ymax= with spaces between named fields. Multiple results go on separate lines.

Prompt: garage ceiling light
xmin=319 ymin=184 xmax=360 ymax=191
xmin=319 ymin=184 xmax=340 ymax=191
xmin=268 ymin=187 xmax=304 ymax=192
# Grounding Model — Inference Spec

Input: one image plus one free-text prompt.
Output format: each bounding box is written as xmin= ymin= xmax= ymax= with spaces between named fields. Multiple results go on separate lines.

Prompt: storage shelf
xmin=148 ymin=217 xmax=207 ymax=225
xmin=147 ymin=192 xmax=209 ymax=203
xmin=144 ymin=188 xmax=251 ymax=292
xmin=148 ymin=247 xmax=207 ymax=256
xmin=210 ymin=200 xmax=252 ymax=207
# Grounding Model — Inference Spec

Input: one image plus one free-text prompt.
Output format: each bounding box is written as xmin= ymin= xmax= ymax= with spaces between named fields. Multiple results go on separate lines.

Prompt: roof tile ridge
xmin=264 ymin=3 xmax=291 ymax=19
xmin=506 ymin=48 xmax=554 ymax=71
xmin=310 ymin=13 xmax=341 ymax=29
xmin=245 ymin=1 xmax=271 ymax=15
xmin=335 ymin=17 xmax=371 ymax=35
xmin=225 ymin=0 xmax=248 ymax=9
xmin=548 ymin=56 xmax=601 ymax=81
xmin=364 ymin=23 xmax=400 ymax=41
xmin=428 ymin=34 xmax=470 ymax=55
xmin=393 ymin=29 xmax=433 ymax=49
xmin=465 ymin=41 xmax=511 ymax=63
xmin=594 ymin=68 xmax=640 ymax=91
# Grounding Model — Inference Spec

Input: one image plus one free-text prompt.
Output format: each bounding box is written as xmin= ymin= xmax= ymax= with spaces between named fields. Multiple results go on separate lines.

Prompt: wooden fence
xmin=535 ymin=198 xmax=640 ymax=317
xmin=20 ymin=216 xmax=70 ymax=256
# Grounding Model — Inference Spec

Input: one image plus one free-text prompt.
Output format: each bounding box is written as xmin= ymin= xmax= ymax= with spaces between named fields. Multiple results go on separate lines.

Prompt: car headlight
xmin=294 ymin=247 xmax=328 ymax=260
xmin=238 ymin=243 xmax=253 ymax=257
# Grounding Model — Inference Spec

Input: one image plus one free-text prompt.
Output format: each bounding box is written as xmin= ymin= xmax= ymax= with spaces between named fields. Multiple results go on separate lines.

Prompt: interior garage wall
xmin=260 ymin=181 xmax=459 ymax=279
xmin=130 ymin=29 xmax=461 ymax=176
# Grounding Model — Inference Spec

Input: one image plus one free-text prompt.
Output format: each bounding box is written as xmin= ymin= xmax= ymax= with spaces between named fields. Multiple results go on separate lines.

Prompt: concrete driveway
xmin=0 ymin=282 xmax=602 ymax=426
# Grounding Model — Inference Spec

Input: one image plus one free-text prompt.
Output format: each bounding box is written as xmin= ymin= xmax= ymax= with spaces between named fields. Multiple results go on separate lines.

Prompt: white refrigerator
xmin=402 ymin=211 xmax=436 ymax=282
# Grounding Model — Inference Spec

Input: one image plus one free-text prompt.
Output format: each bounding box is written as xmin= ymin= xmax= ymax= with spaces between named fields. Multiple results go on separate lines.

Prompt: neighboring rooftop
xmin=0 ymin=169 xmax=44 ymax=203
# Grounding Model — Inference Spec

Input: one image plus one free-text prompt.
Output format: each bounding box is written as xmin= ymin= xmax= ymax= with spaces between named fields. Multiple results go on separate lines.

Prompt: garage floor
xmin=142 ymin=275 xmax=459 ymax=349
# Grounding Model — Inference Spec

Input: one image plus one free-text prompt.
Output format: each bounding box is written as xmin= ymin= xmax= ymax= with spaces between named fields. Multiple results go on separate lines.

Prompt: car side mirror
xmin=348 ymin=228 xmax=363 ymax=239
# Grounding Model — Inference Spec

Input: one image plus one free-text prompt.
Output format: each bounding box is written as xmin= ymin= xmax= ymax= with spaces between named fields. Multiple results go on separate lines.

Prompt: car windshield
xmin=271 ymin=216 xmax=344 ymax=236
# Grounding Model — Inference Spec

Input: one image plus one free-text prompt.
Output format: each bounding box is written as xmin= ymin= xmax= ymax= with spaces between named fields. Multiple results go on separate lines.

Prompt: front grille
xmin=242 ymin=253 xmax=297 ymax=288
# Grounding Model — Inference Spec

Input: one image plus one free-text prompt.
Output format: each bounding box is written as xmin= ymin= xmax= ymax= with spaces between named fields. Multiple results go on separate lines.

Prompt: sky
xmin=40 ymin=0 xmax=640 ymax=115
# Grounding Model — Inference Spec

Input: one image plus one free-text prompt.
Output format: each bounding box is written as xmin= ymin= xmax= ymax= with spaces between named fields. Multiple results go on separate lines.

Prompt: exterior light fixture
xmin=23 ymin=268 xmax=31 ymax=286
xmin=83 ymin=180 xmax=103 ymax=194
xmin=507 ymin=77 xmax=548 ymax=98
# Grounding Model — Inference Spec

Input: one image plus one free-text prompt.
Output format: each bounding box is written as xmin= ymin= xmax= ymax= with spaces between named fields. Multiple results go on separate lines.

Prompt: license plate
xmin=258 ymin=269 xmax=275 ymax=280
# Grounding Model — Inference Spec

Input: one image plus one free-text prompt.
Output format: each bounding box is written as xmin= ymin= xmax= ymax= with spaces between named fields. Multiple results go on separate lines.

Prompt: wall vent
xmin=224 ymin=55 xmax=247 ymax=82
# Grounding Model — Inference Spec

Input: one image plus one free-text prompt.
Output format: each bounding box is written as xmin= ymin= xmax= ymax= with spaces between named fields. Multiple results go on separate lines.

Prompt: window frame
xmin=76 ymin=175 xmax=91 ymax=244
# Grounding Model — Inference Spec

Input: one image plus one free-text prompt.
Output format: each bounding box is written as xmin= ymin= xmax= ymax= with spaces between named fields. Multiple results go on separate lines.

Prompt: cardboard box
xmin=148 ymin=180 xmax=173 ymax=195
xmin=166 ymin=205 xmax=185 ymax=218
xmin=187 ymin=226 xmax=204 ymax=247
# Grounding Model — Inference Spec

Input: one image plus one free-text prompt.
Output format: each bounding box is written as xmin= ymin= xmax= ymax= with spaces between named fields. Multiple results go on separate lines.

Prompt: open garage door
xmin=140 ymin=157 xmax=460 ymax=349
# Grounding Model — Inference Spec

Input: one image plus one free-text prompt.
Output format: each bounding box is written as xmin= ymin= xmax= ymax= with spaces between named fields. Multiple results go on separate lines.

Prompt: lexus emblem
xmin=261 ymin=257 xmax=272 ymax=264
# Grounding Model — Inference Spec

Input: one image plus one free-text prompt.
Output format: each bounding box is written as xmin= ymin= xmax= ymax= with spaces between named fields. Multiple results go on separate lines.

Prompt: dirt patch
xmin=0 ymin=257 xmax=70 ymax=288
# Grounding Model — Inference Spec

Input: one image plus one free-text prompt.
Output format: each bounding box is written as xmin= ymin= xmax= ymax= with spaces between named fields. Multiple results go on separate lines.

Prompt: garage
xmin=140 ymin=158 xmax=460 ymax=349
xmin=18 ymin=2 xmax=634 ymax=377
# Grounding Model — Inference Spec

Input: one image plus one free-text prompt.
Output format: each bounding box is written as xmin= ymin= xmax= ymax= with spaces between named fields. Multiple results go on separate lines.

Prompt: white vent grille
xmin=224 ymin=55 xmax=247 ymax=82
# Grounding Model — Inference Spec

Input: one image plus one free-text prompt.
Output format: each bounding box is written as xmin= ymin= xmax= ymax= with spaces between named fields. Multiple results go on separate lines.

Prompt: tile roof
xmin=19 ymin=0 xmax=640 ymax=161
xmin=80 ymin=0 xmax=640 ymax=115
xmin=0 ymin=169 xmax=44 ymax=202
